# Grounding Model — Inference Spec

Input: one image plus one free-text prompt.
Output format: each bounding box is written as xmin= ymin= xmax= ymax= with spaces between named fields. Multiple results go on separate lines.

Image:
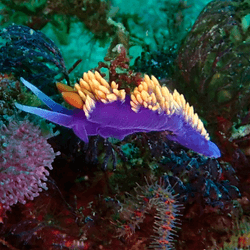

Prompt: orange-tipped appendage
xmin=61 ymin=92 xmax=84 ymax=109
xmin=56 ymin=82 xmax=76 ymax=93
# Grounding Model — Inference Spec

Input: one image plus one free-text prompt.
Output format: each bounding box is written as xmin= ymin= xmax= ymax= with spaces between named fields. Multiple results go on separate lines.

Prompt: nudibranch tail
xmin=128 ymin=75 xmax=220 ymax=158
xmin=16 ymin=73 xmax=221 ymax=158
xmin=130 ymin=75 xmax=210 ymax=140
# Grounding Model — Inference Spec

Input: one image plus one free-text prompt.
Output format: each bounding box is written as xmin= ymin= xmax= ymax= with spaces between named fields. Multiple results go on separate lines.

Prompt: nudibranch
xmin=15 ymin=71 xmax=221 ymax=158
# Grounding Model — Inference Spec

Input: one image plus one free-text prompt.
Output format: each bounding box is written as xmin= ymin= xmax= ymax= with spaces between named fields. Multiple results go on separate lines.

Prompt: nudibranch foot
xmin=15 ymin=72 xmax=221 ymax=158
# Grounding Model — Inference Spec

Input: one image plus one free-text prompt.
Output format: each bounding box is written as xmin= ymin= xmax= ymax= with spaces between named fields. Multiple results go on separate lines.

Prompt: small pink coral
xmin=0 ymin=120 xmax=59 ymax=209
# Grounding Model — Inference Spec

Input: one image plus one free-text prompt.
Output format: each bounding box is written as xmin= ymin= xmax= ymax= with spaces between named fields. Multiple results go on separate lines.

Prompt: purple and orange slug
xmin=15 ymin=71 xmax=221 ymax=158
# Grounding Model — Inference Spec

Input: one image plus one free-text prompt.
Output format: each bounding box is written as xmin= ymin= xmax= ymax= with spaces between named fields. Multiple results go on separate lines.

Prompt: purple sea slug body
xmin=15 ymin=71 xmax=221 ymax=158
